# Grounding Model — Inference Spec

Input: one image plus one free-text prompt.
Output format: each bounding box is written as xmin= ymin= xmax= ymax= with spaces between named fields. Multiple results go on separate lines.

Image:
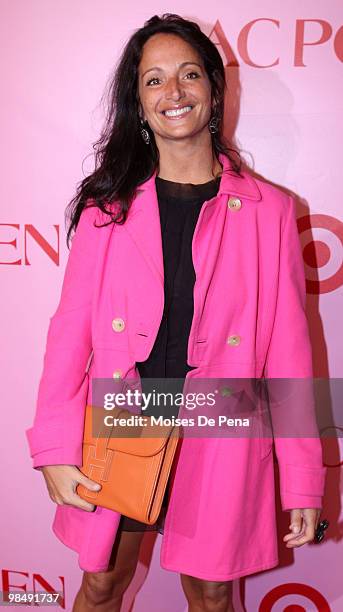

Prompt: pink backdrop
xmin=1 ymin=1 xmax=342 ymax=609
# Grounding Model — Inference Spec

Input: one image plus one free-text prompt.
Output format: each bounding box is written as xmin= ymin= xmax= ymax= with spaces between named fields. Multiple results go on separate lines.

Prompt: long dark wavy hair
xmin=65 ymin=13 xmax=242 ymax=247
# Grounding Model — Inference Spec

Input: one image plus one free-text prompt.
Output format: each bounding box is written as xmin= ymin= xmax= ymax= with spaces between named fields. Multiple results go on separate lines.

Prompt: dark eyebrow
xmin=141 ymin=61 xmax=203 ymax=79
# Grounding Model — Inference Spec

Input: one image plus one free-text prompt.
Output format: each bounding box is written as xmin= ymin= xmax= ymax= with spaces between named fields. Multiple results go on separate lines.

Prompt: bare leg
xmin=180 ymin=573 xmax=234 ymax=612
xmin=72 ymin=529 xmax=145 ymax=611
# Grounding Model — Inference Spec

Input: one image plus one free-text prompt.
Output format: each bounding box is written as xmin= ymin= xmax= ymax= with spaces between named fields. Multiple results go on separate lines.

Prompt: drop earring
xmin=140 ymin=117 xmax=151 ymax=145
xmin=208 ymin=114 xmax=220 ymax=134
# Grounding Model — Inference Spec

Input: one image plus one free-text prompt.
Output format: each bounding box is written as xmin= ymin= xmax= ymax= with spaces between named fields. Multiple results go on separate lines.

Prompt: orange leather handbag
xmin=77 ymin=404 xmax=181 ymax=524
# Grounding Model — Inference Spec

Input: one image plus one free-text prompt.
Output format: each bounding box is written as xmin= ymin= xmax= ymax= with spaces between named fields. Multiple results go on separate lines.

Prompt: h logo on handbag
xmin=82 ymin=442 xmax=114 ymax=499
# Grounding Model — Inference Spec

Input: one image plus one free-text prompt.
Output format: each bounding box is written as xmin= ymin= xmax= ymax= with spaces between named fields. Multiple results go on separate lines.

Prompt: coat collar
xmin=123 ymin=152 xmax=261 ymax=290
xmin=136 ymin=152 xmax=261 ymax=201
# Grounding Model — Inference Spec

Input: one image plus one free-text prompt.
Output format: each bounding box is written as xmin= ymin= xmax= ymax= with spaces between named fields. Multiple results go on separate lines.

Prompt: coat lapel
xmin=123 ymin=174 xmax=164 ymax=289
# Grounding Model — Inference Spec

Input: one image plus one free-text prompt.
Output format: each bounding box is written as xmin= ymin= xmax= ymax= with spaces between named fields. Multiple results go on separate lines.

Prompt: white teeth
xmin=164 ymin=106 xmax=192 ymax=117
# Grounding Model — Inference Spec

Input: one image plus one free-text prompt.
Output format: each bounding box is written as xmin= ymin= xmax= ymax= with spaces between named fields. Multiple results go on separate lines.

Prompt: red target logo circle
xmin=298 ymin=214 xmax=343 ymax=294
xmin=259 ymin=582 xmax=330 ymax=611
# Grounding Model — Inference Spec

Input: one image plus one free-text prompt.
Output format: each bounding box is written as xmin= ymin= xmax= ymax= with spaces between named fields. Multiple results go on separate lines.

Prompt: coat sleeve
xmin=25 ymin=203 xmax=102 ymax=469
xmin=264 ymin=195 xmax=327 ymax=511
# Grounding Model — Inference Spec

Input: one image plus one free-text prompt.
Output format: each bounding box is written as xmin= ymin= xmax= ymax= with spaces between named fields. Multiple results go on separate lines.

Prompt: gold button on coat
xmin=112 ymin=318 xmax=125 ymax=332
xmin=227 ymin=334 xmax=241 ymax=346
xmin=112 ymin=369 xmax=123 ymax=379
xmin=228 ymin=197 xmax=242 ymax=210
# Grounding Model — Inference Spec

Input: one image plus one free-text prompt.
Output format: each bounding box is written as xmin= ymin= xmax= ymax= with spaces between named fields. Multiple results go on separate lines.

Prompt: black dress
xmin=118 ymin=174 xmax=221 ymax=533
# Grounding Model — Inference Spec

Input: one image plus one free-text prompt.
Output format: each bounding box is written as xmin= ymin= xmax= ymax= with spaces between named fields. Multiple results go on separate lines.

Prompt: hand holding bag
xmin=77 ymin=404 xmax=181 ymax=524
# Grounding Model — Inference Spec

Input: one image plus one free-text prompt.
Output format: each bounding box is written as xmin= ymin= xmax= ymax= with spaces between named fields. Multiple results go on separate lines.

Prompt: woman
xmin=26 ymin=14 xmax=327 ymax=612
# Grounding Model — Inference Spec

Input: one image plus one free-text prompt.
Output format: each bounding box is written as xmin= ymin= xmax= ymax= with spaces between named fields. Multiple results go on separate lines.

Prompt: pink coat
xmin=26 ymin=152 xmax=327 ymax=580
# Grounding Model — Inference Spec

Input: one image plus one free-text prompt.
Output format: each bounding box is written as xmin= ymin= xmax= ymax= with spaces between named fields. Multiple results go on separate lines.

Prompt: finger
xmin=283 ymin=530 xmax=304 ymax=542
xmin=286 ymin=524 xmax=316 ymax=547
xmin=283 ymin=528 xmax=306 ymax=544
xmin=284 ymin=533 xmax=306 ymax=546
xmin=283 ymin=519 xmax=306 ymax=543
xmin=286 ymin=535 xmax=314 ymax=547
xmin=48 ymin=486 xmax=96 ymax=511
xmin=283 ymin=514 xmax=304 ymax=542
xmin=289 ymin=510 xmax=303 ymax=535
xmin=75 ymin=471 xmax=102 ymax=492
xmin=64 ymin=492 xmax=96 ymax=512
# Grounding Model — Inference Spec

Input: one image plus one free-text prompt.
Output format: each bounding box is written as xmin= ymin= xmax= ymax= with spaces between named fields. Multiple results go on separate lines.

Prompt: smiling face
xmin=137 ymin=33 xmax=214 ymax=145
